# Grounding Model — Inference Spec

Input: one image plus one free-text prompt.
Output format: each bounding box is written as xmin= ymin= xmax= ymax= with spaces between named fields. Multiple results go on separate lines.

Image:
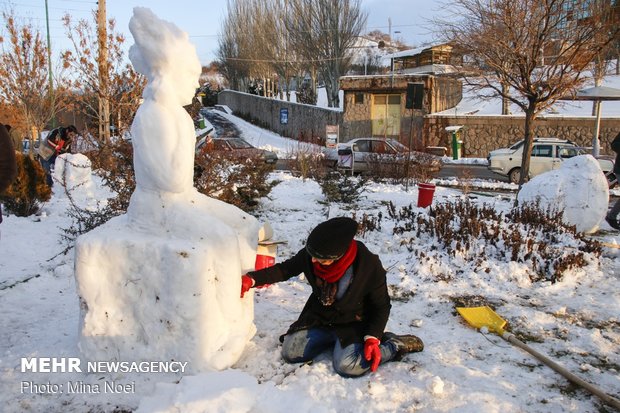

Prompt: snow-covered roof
xmin=385 ymin=43 xmax=452 ymax=59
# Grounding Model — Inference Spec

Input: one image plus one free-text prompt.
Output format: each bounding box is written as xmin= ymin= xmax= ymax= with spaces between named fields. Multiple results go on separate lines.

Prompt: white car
xmin=487 ymin=137 xmax=615 ymax=184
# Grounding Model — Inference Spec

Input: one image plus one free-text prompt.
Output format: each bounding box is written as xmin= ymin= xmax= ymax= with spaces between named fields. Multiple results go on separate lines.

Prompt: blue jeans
xmin=39 ymin=155 xmax=56 ymax=187
xmin=281 ymin=328 xmax=399 ymax=377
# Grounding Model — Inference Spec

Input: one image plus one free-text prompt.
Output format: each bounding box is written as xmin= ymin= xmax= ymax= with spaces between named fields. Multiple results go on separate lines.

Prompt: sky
xmin=2 ymin=0 xmax=441 ymax=65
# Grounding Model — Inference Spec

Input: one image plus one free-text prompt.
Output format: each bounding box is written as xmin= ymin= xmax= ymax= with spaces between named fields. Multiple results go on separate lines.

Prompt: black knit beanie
xmin=306 ymin=217 xmax=358 ymax=260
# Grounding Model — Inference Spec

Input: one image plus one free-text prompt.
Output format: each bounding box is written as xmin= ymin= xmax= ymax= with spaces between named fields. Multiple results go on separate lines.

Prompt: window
xmin=353 ymin=140 xmax=371 ymax=152
xmin=532 ymin=145 xmax=552 ymax=157
xmin=371 ymin=140 xmax=394 ymax=154
xmin=557 ymin=146 xmax=578 ymax=158
xmin=355 ymin=93 xmax=364 ymax=104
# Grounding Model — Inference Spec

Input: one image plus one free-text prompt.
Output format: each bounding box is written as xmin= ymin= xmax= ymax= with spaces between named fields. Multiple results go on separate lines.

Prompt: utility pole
xmin=45 ymin=0 xmax=55 ymax=127
xmin=97 ymin=0 xmax=110 ymax=144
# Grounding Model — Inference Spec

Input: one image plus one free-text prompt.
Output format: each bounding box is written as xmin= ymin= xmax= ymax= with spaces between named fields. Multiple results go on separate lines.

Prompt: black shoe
xmin=382 ymin=332 xmax=424 ymax=360
xmin=606 ymin=217 xmax=620 ymax=230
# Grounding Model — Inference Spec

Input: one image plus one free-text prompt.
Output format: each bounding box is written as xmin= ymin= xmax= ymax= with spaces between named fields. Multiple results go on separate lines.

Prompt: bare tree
xmin=290 ymin=0 xmax=366 ymax=107
xmin=217 ymin=0 xmax=264 ymax=92
xmin=437 ymin=0 xmax=619 ymax=190
xmin=218 ymin=0 xmax=366 ymax=108
xmin=61 ymin=13 xmax=145 ymax=149
xmin=0 ymin=10 xmax=67 ymax=156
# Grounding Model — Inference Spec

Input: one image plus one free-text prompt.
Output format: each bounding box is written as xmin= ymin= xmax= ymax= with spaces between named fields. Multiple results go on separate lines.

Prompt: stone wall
xmin=218 ymin=90 xmax=342 ymax=144
xmin=426 ymin=115 xmax=620 ymax=157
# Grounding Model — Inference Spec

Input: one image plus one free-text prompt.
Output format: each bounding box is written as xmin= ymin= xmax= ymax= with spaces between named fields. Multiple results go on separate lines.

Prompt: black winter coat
xmin=611 ymin=132 xmax=620 ymax=176
xmin=249 ymin=241 xmax=391 ymax=347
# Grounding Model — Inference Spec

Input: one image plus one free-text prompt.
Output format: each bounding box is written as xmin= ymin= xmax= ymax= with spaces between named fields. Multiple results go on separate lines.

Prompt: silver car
xmin=326 ymin=137 xmax=442 ymax=174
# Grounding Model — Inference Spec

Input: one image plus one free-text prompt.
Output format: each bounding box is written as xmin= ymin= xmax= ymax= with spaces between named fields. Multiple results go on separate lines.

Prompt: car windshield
xmin=509 ymin=140 xmax=525 ymax=150
xmin=225 ymin=138 xmax=254 ymax=149
xmin=387 ymin=139 xmax=409 ymax=152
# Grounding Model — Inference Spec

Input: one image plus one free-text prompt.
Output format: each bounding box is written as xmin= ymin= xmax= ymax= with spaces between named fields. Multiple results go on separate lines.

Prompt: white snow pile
xmin=517 ymin=155 xmax=609 ymax=233
xmin=73 ymin=7 xmax=260 ymax=373
xmin=136 ymin=369 xmax=320 ymax=413
xmin=52 ymin=153 xmax=98 ymax=210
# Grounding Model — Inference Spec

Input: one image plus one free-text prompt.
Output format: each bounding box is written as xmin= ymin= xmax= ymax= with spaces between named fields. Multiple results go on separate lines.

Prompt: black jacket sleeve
xmin=0 ymin=124 xmax=18 ymax=194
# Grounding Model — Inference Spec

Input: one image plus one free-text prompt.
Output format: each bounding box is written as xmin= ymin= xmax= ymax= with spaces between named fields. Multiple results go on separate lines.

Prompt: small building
xmin=339 ymin=73 xmax=462 ymax=150
xmin=387 ymin=43 xmax=463 ymax=75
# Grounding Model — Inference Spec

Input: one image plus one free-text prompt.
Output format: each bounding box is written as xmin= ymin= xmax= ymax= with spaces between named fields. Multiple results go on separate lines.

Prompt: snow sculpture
xmin=517 ymin=155 xmax=609 ymax=234
xmin=74 ymin=7 xmax=259 ymax=372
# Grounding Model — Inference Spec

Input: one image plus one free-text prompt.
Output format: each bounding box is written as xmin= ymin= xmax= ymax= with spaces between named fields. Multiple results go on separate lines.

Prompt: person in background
xmin=240 ymin=217 xmax=424 ymax=377
xmin=605 ymin=131 xmax=620 ymax=230
xmin=0 ymin=123 xmax=18 ymax=228
xmin=37 ymin=125 xmax=78 ymax=187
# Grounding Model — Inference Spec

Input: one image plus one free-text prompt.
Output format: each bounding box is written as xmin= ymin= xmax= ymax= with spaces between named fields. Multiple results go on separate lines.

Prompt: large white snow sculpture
xmin=517 ymin=155 xmax=609 ymax=234
xmin=74 ymin=7 xmax=259 ymax=372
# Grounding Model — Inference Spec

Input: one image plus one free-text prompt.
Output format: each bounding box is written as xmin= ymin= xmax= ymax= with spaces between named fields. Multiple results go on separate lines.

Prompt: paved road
xmin=438 ymin=163 xmax=507 ymax=182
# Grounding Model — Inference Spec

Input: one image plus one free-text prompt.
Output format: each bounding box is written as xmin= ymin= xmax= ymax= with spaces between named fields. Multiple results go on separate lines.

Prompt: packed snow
xmin=2 ymin=107 xmax=620 ymax=411
xmin=517 ymin=155 xmax=610 ymax=234
xmin=73 ymin=7 xmax=260 ymax=373
xmin=1 ymin=8 xmax=620 ymax=413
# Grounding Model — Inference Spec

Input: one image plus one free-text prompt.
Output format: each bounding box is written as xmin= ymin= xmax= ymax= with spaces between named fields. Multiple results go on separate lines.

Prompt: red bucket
xmin=255 ymin=254 xmax=275 ymax=270
xmin=417 ymin=183 xmax=436 ymax=208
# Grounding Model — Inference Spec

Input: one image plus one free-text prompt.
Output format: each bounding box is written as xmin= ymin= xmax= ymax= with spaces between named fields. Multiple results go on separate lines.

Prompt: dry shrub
xmin=366 ymin=152 xmax=440 ymax=184
xmin=386 ymin=199 xmax=601 ymax=283
xmin=88 ymin=139 xmax=136 ymax=215
xmin=284 ymin=144 xmax=332 ymax=181
xmin=0 ymin=153 xmax=51 ymax=216
xmin=58 ymin=141 xmax=136 ymax=253
xmin=194 ymin=151 xmax=275 ymax=211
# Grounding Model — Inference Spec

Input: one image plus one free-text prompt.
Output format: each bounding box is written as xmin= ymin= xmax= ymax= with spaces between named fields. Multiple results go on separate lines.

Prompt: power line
xmin=0 ymin=1 xmax=93 ymax=12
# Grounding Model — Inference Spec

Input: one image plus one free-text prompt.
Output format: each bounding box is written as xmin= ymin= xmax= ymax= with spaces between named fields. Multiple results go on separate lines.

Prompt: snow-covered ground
xmin=1 ymin=107 xmax=620 ymax=412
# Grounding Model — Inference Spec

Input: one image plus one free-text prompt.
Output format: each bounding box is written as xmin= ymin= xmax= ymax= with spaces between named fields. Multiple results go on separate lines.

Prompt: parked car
xmin=324 ymin=137 xmax=442 ymax=174
xmin=195 ymin=135 xmax=278 ymax=164
xmin=487 ymin=137 xmax=615 ymax=184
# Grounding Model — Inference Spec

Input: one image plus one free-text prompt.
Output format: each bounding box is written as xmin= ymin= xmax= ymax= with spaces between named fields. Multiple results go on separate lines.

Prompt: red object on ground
xmin=417 ymin=183 xmax=436 ymax=208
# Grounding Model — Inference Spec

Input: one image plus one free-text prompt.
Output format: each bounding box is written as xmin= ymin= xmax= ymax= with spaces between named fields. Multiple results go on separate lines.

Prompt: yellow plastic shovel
xmin=456 ymin=306 xmax=620 ymax=410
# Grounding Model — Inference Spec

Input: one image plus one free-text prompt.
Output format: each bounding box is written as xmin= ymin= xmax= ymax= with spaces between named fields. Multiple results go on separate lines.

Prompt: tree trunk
xmin=517 ymin=107 xmax=536 ymax=202
xmin=501 ymin=83 xmax=510 ymax=115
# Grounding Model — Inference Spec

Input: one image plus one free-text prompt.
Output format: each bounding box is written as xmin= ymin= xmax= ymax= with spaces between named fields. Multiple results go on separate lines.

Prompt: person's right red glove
xmin=240 ymin=275 xmax=254 ymax=298
xmin=364 ymin=337 xmax=381 ymax=372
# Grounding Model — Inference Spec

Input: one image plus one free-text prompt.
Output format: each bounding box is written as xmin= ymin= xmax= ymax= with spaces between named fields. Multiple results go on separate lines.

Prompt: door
xmin=529 ymin=144 xmax=554 ymax=177
xmin=371 ymin=94 xmax=401 ymax=137
xmin=351 ymin=139 xmax=372 ymax=171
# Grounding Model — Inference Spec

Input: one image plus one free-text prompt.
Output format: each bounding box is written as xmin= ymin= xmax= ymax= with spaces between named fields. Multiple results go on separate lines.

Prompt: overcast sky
xmin=4 ymin=0 xmax=442 ymax=65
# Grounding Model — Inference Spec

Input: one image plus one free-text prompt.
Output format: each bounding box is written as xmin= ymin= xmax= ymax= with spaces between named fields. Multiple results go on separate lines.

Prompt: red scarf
xmin=312 ymin=241 xmax=358 ymax=283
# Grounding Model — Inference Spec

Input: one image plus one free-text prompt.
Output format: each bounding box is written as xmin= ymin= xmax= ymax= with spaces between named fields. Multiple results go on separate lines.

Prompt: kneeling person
xmin=240 ymin=217 xmax=423 ymax=377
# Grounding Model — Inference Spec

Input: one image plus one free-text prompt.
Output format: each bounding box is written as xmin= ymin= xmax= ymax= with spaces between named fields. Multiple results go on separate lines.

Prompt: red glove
xmin=240 ymin=275 xmax=254 ymax=298
xmin=364 ymin=337 xmax=381 ymax=372
xmin=55 ymin=139 xmax=65 ymax=153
